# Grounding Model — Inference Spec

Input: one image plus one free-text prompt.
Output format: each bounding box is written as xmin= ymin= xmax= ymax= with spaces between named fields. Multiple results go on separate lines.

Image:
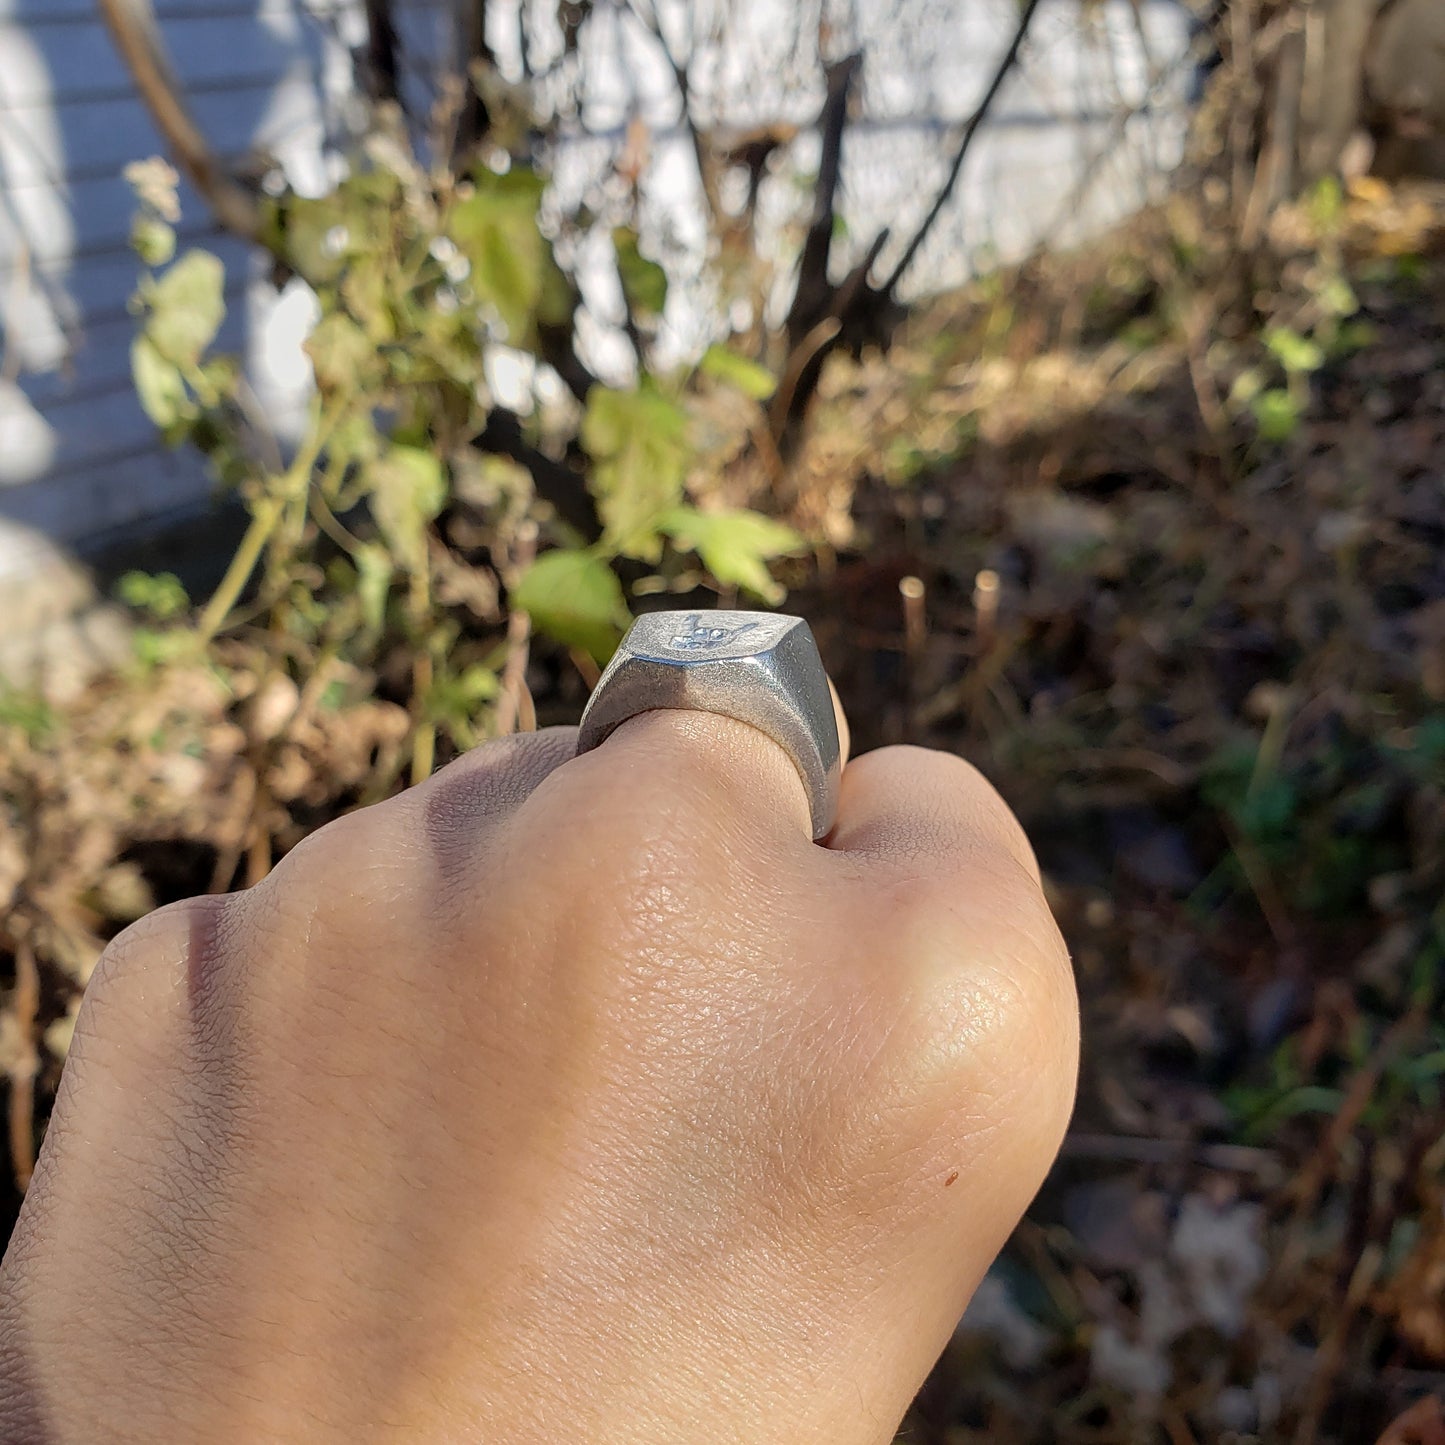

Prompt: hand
xmin=0 ymin=701 xmax=1077 ymax=1443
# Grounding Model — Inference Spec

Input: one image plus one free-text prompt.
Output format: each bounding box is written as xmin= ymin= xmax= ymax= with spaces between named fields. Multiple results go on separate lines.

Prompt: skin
xmin=0 ymin=698 xmax=1078 ymax=1443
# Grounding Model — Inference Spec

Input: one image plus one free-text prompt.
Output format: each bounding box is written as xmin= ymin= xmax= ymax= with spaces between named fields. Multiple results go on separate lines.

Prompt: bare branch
xmin=625 ymin=0 xmax=720 ymax=220
xmin=881 ymin=0 xmax=1044 ymax=297
xmin=784 ymin=52 xmax=862 ymax=349
xmin=97 ymin=0 xmax=261 ymax=241
xmin=361 ymin=0 xmax=403 ymax=108
xmin=453 ymin=0 xmax=495 ymax=159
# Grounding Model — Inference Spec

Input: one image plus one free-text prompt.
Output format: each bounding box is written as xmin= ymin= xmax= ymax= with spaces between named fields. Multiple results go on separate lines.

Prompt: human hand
xmin=0 ymin=694 xmax=1077 ymax=1443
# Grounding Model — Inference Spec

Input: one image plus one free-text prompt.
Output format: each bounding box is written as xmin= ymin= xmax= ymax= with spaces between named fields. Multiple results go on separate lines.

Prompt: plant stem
xmin=197 ymin=494 xmax=284 ymax=643
xmin=195 ymin=396 xmax=350 ymax=643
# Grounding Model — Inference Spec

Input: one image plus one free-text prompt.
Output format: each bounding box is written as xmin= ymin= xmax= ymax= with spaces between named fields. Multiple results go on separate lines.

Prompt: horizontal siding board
xmin=0 ymin=0 xmax=450 ymax=546
xmin=2 ymin=18 xmax=320 ymax=107
xmin=2 ymin=86 xmax=323 ymax=194
xmin=1 ymin=171 xmax=237 ymax=266
xmin=2 ymin=4 xmax=448 ymax=105
xmin=20 ymin=386 xmax=174 ymax=476
xmin=0 ymin=231 xmax=242 ymax=327
xmin=3 ymin=0 xmax=443 ymax=25
xmin=18 ymin=288 xmax=252 ymax=410
xmin=0 ymin=445 xmax=210 ymax=547
xmin=1 ymin=70 xmax=288 ymax=118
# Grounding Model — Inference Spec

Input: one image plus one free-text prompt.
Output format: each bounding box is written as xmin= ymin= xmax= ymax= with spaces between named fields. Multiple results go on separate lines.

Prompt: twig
xmin=1289 ymin=1005 xmax=1425 ymax=1224
xmin=625 ymin=0 xmax=718 ymax=220
xmin=453 ymin=0 xmax=493 ymax=160
xmin=771 ymin=227 xmax=887 ymax=439
xmin=569 ymin=648 xmax=601 ymax=690
xmin=784 ymin=53 xmax=862 ymax=349
xmin=1242 ymin=13 xmax=1306 ymax=249
xmin=96 ymin=0 xmax=261 ymax=241
xmin=495 ymin=526 xmax=537 ymax=737
xmin=232 ymin=376 xmax=285 ymax=476
xmin=411 ymin=652 xmax=435 ymax=784
xmin=197 ymin=399 xmax=346 ymax=642
xmin=881 ymin=0 xmax=1044 ymax=297
xmin=494 ymin=610 xmax=534 ymax=737
xmin=1 ymin=243 xmax=32 ymax=385
xmin=973 ymin=567 xmax=1000 ymax=654
xmin=1222 ymin=818 xmax=1294 ymax=946
xmin=197 ymin=496 xmax=285 ymax=644
xmin=361 ymin=0 xmax=402 ymax=108
xmin=768 ymin=316 xmax=840 ymax=437
xmin=1063 ymin=1131 xmax=1285 ymax=1184
xmin=1294 ymin=1240 xmax=1386 ymax=1445
xmin=208 ymin=763 xmax=259 ymax=895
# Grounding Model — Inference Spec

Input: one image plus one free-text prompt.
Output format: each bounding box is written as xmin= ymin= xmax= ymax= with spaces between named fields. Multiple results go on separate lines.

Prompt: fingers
xmin=827 ymin=744 xmax=1075 ymax=1194
xmin=826 ymin=745 xmax=1041 ymax=886
xmin=415 ymin=726 xmax=579 ymax=874
xmin=561 ymin=672 xmax=852 ymax=851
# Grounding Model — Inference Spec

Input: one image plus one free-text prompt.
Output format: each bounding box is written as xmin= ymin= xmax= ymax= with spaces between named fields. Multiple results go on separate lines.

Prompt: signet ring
xmin=575 ymin=611 xmax=841 ymax=839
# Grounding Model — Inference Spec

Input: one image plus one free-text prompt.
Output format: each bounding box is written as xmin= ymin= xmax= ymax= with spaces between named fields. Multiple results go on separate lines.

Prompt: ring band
xmin=576 ymin=611 xmax=841 ymax=839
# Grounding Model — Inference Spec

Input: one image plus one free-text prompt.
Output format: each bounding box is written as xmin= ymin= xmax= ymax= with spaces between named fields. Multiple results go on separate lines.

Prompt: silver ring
xmin=576 ymin=611 xmax=841 ymax=839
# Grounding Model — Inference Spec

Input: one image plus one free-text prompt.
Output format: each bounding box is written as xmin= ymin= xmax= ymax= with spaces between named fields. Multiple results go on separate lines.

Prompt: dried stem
xmin=96 ymin=0 xmax=261 ymax=241
xmin=881 ymin=0 xmax=1044 ymax=297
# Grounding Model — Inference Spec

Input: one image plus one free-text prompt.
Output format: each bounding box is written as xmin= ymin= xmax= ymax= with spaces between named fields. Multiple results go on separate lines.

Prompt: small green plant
xmin=0 ymin=692 xmax=56 ymax=744
xmin=116 ymin=571 xmax=189 ymax=621
xmin=1200 ymin=719 xmax=1414 ymax=921
xmin=124 ymin=143 xmax=803 ymax=779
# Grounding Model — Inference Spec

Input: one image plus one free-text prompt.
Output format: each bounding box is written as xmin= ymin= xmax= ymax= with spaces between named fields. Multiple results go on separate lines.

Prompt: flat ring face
xmin=576 ymin=611 xmax=841 ymax=839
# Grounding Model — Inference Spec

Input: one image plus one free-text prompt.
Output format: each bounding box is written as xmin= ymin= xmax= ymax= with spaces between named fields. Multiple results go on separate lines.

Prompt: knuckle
xmin=67 ymin=895 xmax=237 ymax=1086
xmin=252 ymin=802 xmax=421 ymax=938
xmin=883 ymin=862 xmax=1077 ymax=1107
xmin=517 ymin=745 xmax=725 ymax=885
xmin=84 ymin=895 xmax=218 ymax=1011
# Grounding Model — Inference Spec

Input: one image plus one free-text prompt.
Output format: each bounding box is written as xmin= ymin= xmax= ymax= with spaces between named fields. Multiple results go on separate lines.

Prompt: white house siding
xmin=0 ymin=0 xmax=1194 ymax=589
xmin=536 ymin=0 xmax=1194 ymax=358
xmin=0 ymin=0 xmax=450 ymax=583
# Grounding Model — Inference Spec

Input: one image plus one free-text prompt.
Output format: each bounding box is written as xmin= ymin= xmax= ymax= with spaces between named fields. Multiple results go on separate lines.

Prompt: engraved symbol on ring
xmin=668 ymin=615 xmax=760 ymax=651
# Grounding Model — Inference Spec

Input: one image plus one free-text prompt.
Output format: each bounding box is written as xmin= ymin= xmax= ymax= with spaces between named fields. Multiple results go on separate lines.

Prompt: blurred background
xmin=2 ymin=1 xmax=1444 ymax=1439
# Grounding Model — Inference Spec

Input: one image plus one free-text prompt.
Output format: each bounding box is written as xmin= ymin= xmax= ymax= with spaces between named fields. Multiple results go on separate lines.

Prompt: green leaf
xmin=1228 ymin=366 xmax=1263 ymax=409
xmin=699 ymin=344 xmax=776 ymax=401
xmin=659 ymin=505 xmax=803 ymax=604
xmin=145 ymin=250 xmax=226 ymax=366
xmin=448 ymin=169 xmax=571 ymax=346
xmin=306 ymin=313 xmax=376 ymax=393
xmin=340 ymin=261 xmax=396 ymax=344
xmin=353 ymin=543 xmax=395 ymax=632
xmin=1317 ymin=276 xmax=1359 ymax=319
xmin=0 ymin=692 xmax=56 ymax=743
xmin=328 ymin=412 xmax=383 ymax=475
xmin=282 ymin=195 xmax=351 ymax=286
xmin=1264 ymin=327 xmax=1324 ymax=376
xmin=130 ymin=333 xmax=192 ymax=432
xmin=512 ymin=549 xmax=629 ymax=662
xmin=1252 ymin=387 xmax=1302 ymax=443
xmin=581 ymin=387 xmax=690 ymax=561
xmin=116 ymin=570 xmax=189 ymax=621
xmin=131 ymin=215 xmax=176 ymax=268
xmin=368 ymin=445 xmax=447 ymax=571
xmin=1306 ymin=175 xmax=1344 ymax=232
xmin=613 ymin=227 xmax=668 ymax=319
